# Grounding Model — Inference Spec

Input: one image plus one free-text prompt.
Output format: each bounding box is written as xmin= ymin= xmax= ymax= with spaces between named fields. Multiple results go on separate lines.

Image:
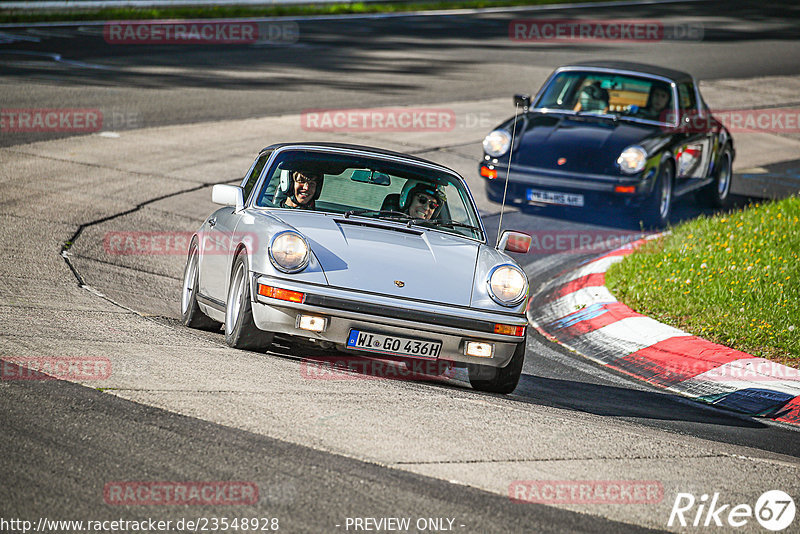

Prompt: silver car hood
xmin=272 ymin=211 xmax=479 ymax=306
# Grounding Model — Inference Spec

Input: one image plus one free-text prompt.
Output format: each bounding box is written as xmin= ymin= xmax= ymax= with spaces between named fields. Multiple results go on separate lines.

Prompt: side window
xmin=678 ymin=83 xmax=697 ymax=110
xmin=242 ymin=151 xmax=270 ymax=201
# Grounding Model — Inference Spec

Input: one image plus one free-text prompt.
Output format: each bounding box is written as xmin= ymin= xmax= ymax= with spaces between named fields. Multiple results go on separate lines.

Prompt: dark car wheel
xmin=700 ymin=144 xmax=733 ymax=209
xmin=639 ymin=158 xmax=673 ymax=229
xmin=225 ymin=251 xmax=274 ymax=351
xmin=468 ymin=340 xmax=525 ymax=394
xmin=181 ymin=238 xmax=222 ymax=330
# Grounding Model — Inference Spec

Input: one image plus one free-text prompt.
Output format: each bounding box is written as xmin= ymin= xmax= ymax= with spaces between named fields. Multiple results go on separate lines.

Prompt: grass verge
xmin=1 ymin=0 xmax=609 ymax=24
xmin=606 ymin=195 xmax=799 ymax=367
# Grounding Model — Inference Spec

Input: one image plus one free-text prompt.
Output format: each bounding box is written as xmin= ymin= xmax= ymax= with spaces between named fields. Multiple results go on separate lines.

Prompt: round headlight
xmin=483 ymin=130 xmax=511 ymax=158
xmin=488 ymin=265 xmax=527 ymax=306
xmin=617 ymin=146 xmax=647 ymax=174
xmin=269 ymin=231 xmax=309 ymax=273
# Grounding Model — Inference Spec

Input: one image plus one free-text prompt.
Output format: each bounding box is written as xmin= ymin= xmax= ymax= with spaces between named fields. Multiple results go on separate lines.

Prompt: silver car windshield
xmin=535 ymin=70 xmax=677 ymax=125
xmin=254 ymin=149 xmax=484 ymax=241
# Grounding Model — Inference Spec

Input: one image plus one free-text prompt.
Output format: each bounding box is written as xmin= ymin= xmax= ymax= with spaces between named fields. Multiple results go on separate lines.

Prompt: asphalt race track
xmin=2 ymin=1 xmax=800 ymax=532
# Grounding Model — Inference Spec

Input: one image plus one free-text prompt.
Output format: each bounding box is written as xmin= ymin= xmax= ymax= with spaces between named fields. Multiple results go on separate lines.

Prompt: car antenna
xmin=496 ymin=103 xmax=520 ymax=248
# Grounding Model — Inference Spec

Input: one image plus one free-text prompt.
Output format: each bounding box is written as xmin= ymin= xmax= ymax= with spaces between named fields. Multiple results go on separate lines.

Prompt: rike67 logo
xmin=668 ymin=490 xmax=795 ymax=531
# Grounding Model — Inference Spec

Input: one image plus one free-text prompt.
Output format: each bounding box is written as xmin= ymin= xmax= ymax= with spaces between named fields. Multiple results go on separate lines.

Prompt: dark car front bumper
xmin=481 ymin=162 xmax=657 ymax=207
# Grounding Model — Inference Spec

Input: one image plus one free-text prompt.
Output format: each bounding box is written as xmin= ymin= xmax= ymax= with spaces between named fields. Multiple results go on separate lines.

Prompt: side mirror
xmin=212 ymin=184 xmax=244 ymax=211
xmin=498 ymin=230 xmax=531 ymax=254
xmin=513 ymin=94 xmax=531 ymax=111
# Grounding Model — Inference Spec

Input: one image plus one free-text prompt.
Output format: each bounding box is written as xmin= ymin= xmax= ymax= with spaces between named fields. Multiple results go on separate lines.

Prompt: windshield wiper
xmin=343 ymin=209 xmax=412 ymax=220
xmin=408 ymin=218 xmax=484 ymax=235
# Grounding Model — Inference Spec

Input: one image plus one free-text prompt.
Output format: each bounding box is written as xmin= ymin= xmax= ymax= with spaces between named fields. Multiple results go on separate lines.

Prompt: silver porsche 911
xmin=181 ymin=143 xmax=532 ymax=393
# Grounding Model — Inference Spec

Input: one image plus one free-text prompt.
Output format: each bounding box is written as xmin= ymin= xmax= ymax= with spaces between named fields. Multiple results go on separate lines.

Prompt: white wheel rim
xmin=181 ymin=249 xmax=197 ymax=315
xmin=226 ymin=262 xmax=245 ymax=331
xmin=659 ymin=167 xmax=672 ymax=219
xmin=717 ymin=151 xmax=732 ymax=198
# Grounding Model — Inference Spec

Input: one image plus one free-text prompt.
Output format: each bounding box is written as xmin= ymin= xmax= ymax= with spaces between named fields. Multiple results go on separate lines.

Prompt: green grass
xmin=0 ymin=0 xmax=609 ymax=23
xmin=606 ymin=195 xmax=799 ymax=367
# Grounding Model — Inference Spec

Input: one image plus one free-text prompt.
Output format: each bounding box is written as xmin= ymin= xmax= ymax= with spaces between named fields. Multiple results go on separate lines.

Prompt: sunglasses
xmin=295 ymin=175 xmax=319 ymax=186
xmin=414 ymin=194 xmax=440 ymax=209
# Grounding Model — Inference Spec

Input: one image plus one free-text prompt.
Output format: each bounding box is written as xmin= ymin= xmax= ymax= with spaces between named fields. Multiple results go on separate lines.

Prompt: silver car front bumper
xmin=250 ymin=274 xmax=527 ymax=368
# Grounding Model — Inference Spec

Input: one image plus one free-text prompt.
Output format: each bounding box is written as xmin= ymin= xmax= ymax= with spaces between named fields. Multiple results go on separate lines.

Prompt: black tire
xmin=180 ymin=238 xmax=222 ymax=330
xmin=468 ymin=340 xmax=525 ymax=394
xmin=699 ymin=144 xmax=733 ymax=209
xmin=224 ymin=251 xmax=274 ymax=351
xmin=639 ymin=158 xmax=673 ymax=229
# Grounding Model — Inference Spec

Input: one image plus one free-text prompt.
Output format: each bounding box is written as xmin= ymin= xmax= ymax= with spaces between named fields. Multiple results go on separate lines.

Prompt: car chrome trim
xmin=196 ymin=292 xmax=225 ymax=312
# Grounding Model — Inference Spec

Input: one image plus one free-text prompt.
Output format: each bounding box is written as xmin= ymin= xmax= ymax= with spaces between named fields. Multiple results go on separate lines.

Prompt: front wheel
xmin=639 ymin=159 xmax=673 ymax=229
xmin=181 ymin=238 xmax=222 ymax=330
xmin=468 ymin=341 xmax=525 ymax=394
xmin=699 ymin=145 xmax=733 ymax=209
xmin=225 ymin=252 xmax=274 ymax=351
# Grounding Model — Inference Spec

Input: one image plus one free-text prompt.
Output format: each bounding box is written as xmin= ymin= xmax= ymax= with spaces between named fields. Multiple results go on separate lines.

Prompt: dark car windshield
xmin=535 ymin=70 xmax=678 ymax=125
xmin=254 ymin=149 xmax=484 ymax=241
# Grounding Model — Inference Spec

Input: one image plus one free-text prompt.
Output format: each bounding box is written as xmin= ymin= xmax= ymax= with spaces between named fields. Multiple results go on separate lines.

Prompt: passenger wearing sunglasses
xmin=402 ymin=183 xmax=446 ymax=220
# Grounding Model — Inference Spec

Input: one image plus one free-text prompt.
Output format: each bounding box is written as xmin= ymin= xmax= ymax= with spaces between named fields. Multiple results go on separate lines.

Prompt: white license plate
xmin=527 ymin=189 xmax=584 ymax=207
xmin=347 ymin=330 xmax=442 ymax=359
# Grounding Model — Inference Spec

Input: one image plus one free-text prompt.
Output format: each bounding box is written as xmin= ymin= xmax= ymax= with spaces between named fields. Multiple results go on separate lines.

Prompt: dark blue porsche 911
xmin=479 ymin=61 xmax=735 ymax=228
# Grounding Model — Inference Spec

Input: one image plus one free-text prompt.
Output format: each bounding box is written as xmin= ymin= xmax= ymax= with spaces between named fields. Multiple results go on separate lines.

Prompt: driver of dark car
xmin=638 ymin=85 xmax=672 ymax=120
xmin=279 ymin=170 xmax=323 ymax=209
xmin=573 ymin=81 xmax=609 ymax=113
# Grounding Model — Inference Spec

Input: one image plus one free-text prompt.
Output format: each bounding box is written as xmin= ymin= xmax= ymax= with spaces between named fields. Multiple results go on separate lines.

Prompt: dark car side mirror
xmin=513 ymin=94 xmax=531 ymax=111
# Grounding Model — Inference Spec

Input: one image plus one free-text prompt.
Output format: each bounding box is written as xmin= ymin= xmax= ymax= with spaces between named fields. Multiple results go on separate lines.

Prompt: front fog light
xmin=297 ymin=314 xmax=326 ymax=332
xmin=465 ymin=341 xmax=494 ymax=358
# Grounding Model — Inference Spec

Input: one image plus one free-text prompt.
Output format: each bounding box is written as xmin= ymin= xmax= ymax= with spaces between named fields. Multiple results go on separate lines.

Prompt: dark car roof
xmin=260 ymin=142 xmax=453 ymax=171
xmin=558 ymin=61 xmax=694 ymax=83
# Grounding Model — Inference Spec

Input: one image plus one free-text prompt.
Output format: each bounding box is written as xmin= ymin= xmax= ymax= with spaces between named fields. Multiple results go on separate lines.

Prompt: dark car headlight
xmin=483 ymin=130 xmax=511 ymax=158
xmin=617 ymin=145 xmax=647 ymax=175
xmin=487 ymin=265 xmax=527 ymax=306
xmin=269 ymin=231 xmax=309 ymax=273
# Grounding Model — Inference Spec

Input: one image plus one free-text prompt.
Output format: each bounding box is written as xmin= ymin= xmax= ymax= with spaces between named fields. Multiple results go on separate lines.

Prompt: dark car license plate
xmin=347 ymin=330 xmax=441 ymax=359
xmin=527 ymin=188 xmax=584 ymax=207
